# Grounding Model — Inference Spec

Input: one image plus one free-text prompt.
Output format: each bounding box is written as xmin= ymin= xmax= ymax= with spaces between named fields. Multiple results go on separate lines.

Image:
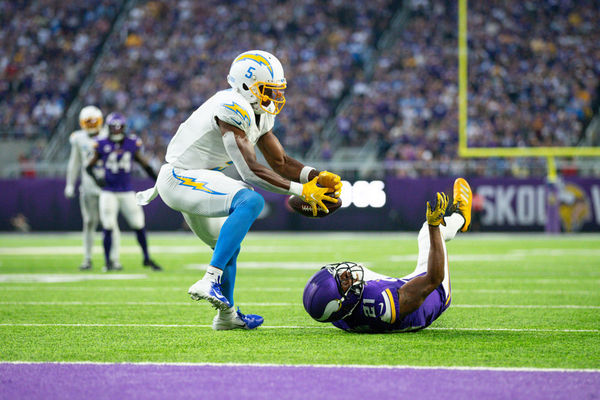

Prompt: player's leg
xmin=99 ymin=191 xmax=121 ymax=271
xmin=157 ymin=166 xmax=250 ymax=310
xmin=119 ymin=192 xmax=161 ymax=271
xmin=402 ymin=178 xmax=472 ymax=305
xmin=109 ymin=222 xmax=121 ymax=268
xmin=78 ymin=192 xmax=99 ymax=270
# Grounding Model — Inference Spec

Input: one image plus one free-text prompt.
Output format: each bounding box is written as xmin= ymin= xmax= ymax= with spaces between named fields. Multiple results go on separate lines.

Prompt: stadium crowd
xmin=1 ymin=0 xmax=598 ymax=176
xmin=0 ymin=0 xmax=120 ymax=138
xmin=79 ymin=0 xmax=396 ymax=168
xmin=337 ymin=0 xmax=599 ymax=175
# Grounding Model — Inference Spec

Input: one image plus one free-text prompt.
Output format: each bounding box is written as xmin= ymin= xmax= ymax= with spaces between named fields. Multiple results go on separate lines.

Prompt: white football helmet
xmin=79 ymin=105 xmax=103 ymax=135
xmin=227 ymin=50 xmax=287 ymax=115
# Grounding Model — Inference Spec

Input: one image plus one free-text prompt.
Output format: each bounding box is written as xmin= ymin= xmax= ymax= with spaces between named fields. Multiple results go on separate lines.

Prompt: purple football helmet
xmin=303 ymin=262 xmax=365 ymax=322
xmin=105 ymin=112 xmax=127 ymax=141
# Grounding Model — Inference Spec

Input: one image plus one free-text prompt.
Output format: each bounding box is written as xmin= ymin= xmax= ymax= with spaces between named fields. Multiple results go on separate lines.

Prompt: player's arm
xmin=64 ymin=136 xmax=80 ymax=198
xmin=217 ymin=119 xmax=336 ymax=215
xmin=133 ymin=151 xmax=158 ymax=181
xmin=397 ymin=193 xmax=448 ymax=316
xmin=84 ymin=149 xmax=105 ymax=187
xmin=257 ymin=130 xmax=342 ymax=197
xmin=217 ymin=119 xmax=302 ymax=194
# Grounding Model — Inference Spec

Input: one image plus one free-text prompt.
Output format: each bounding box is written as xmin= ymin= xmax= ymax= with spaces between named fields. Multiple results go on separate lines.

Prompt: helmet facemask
xmin=105 ymin=112 xmax=127 ymax=142
xmin=318 ymin=262 xmax=365 ymax=321
xmin=248 ymin=82 xmax=286 ymax=115
xmin=227 ymin=50 xmax=287 ymax=115
xmin=79 ymin=106 xmax=103 ymax=135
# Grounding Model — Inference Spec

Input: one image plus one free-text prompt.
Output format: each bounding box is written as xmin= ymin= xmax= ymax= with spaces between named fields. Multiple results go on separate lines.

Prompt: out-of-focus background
xmin=1 ymin=0 xmax=599 ymax=232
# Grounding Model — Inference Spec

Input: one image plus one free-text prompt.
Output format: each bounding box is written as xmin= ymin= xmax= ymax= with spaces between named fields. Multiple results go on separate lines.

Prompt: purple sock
xmin=135 ymin=228 xmax=150 ymax=261
xmin=103 ymin=229 xmax=112 ymax=265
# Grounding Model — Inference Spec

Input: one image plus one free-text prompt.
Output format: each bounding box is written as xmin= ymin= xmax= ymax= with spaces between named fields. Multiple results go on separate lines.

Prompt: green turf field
xmin=0 ymin=232 xmax=598 ymax=369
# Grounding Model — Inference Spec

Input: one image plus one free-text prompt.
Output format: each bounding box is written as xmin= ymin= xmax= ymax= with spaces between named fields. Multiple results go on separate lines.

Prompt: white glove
xmin=64 ymin=185 xmax=75 ymax=199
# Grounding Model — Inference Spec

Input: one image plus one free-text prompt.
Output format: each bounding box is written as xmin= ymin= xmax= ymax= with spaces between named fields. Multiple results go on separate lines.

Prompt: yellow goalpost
xmin=457 ymin=0 xmax=600 ymax=180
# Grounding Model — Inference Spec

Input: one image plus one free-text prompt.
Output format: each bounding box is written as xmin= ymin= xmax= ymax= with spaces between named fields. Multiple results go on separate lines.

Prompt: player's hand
xmin=426 ymin=192 xmax=448 ymax=227
xmin=301 ymin=177 xmax=338 ymax=217
xmin=317 ymin=171 xmax=342 ymax=198
xmin=64 ymin=185 xmax=75 ymax=199
xmin=94 ymin=177 xmax=106 ymax=188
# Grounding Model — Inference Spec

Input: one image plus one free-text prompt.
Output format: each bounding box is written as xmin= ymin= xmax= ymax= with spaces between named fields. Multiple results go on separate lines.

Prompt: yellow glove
xmin=301 ymin=177 xmax=338 ymax=217
xmin=426 ymin=192 xmax=448 ymax=227
xmin=317 ymin=171 xmax=342 ymax=198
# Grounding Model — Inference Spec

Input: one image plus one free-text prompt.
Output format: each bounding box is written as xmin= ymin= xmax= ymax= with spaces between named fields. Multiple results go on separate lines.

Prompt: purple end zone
xmin=1 ymin=363 xmax=598 ymax=400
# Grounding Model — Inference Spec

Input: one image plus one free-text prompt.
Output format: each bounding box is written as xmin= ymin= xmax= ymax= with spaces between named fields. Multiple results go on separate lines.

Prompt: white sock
xmin=441 ymin=213 xmax=465 ymax=241
xmin=203 ymin=265 xmax=223 ymax=283
xmin=83 ymin=229 xmax=93 ymax=262
xmin=217 ymin=307 xmax=236 ymax=320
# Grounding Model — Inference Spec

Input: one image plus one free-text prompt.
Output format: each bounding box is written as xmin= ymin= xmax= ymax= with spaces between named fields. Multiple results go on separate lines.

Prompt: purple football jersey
xmin=95 ymin=135 xmax=141 ymax=192
xmin=332 ymin=276 xmax=451 ymax=333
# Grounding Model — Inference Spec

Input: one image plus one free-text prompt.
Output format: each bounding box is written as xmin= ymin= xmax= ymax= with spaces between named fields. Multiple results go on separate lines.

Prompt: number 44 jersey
xmin=94 ymin=135 xmax=142 ymax=192
xmin=332 ymin=268 xmax=451 ymax=333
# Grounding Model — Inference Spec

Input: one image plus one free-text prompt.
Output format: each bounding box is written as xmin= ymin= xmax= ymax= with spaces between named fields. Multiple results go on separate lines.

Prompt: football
xmin=286 ymin=195 xmax=342 ymax=218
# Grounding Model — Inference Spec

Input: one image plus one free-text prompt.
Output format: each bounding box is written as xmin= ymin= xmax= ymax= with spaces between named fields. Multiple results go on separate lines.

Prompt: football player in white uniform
xmin=64 ymin=106 xmax=120 ymax=270
xmin=137 ymin=50 xmax=342 ymax=330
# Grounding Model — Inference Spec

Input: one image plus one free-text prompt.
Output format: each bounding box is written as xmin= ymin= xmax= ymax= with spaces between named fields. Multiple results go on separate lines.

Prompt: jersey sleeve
xmin=216 ymin=100 xmax=252 ymax=132
xmin=69 ymin=132 xmax=77 ymax=146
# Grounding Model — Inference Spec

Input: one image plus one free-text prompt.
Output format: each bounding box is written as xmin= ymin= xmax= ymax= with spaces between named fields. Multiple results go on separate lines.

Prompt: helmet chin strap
xmin=111 ymin=133 xmax=125 ymax=141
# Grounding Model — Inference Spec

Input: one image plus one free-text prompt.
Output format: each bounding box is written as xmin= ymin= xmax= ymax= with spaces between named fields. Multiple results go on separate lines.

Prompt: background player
xmin=303 ymin=178 xmax=473 ymax=333
xmin=64 ymin=105 xmax=120 ymax=270
xmin=136 ymin=50 xmax=342 ymax=330
xmin=86 ymin=112 xmax=162 ymax=272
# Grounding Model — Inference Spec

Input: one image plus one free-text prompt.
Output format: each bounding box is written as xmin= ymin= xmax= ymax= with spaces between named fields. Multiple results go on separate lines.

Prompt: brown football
xmin=286 ymin=195 xmax=342 ymax=218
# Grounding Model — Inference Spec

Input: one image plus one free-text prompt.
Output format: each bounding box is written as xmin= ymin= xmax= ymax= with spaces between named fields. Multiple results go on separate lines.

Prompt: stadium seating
xmin=1 ymin=0 xmax=598 ymax=177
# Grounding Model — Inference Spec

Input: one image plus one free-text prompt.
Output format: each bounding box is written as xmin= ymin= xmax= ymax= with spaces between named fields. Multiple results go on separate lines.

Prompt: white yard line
xmin=0 ymin=274 xmax=147 ymax=283
xmin=0 ymin=301 xmax=598 ymax=309
xmin=1 ymin=360 xmax=598 ymax=373
xmin=0 ymin=286 xmax=597 ymax=296
xmin=0 ymin=323 xmax=597 ymax=334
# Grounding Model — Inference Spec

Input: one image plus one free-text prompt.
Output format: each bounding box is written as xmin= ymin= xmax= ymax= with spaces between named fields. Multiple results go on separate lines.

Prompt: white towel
xmin=136 ymin=185 xmax=159 ymax=206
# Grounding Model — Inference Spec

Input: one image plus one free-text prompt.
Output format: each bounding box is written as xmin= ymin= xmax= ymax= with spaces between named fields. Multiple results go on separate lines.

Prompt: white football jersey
xmin=165 ymin=89 xmax=275 ymax=171
xmin=66 ymin=127 xmax=108 ymax=195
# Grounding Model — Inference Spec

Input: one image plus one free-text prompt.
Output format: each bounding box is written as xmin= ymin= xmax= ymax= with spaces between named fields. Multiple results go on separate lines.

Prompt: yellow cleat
xmin=453 ymin=178 xmax=472 ymax=232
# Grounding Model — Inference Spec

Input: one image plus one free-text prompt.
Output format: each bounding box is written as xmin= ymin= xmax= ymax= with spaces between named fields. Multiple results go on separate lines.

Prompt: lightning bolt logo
xmin=172 ymin=169 xmax=226 ymax=195
xmin=222 ymin=102 xmax=250 ymax=126
xmin=233 ymin=53 xmax=274 ymax=78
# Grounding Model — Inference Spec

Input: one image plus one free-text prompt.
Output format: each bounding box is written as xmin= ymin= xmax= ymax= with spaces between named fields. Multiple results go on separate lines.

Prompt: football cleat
xmin=188 ymin=279 xmax=231 ymax=311
xmin=453 ymin=178 xmax=472 ymax=232
xmin=78 ymin=261 xmax=92 ymax=271
xmin=212 ymin=308 xmax=264 ymax=330
xmin=102 ymin=262 xmax=123 ymax=272
xmin=143 ymin=258 xmax=163 ymax=271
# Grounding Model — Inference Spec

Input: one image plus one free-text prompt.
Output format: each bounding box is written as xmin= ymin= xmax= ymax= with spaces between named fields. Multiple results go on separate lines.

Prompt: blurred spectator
xmin=80 ymin=0 xmax=396 ymax=164
xmin=338 ymin=0 xmax=599 ymax=176
xmin=0 ymin=0 xmax=120 ymax=138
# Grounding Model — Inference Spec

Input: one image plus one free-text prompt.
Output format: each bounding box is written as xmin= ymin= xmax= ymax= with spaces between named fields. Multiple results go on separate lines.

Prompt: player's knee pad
xmin=83 ymin=219 xmax=98 ymax=232
xmin=230 ymin=189 xmax=264 ymax=218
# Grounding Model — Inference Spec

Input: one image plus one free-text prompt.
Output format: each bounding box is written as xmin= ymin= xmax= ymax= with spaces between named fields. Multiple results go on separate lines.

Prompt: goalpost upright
xmin=457 ymin=0 xmax=600 ymax=181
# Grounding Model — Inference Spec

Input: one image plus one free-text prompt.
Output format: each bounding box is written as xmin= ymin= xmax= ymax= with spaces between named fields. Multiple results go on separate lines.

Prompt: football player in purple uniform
xmin=85 ymin=112 xmax=162 ymax=272
xmin=303 ymin=178 xmax=472 ymax=333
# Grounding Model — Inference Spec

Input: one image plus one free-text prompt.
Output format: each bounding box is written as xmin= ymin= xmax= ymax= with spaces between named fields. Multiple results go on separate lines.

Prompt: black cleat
xmin=79 ymin=261 xmax=92 ymax=271
xmin=102 ymin=262 xmax=123 ymax=272
xmin=143 ymin=258 xmax=163 ymax=271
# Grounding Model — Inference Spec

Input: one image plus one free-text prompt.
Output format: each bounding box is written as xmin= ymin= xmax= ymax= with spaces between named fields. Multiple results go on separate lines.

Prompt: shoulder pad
xmin=216 ymin=100 xmax=252 ymax=132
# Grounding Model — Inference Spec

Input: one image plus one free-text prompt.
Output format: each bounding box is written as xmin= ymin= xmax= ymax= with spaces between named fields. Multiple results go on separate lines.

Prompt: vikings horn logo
xmin=558 ymin=182 xmax=591 ymax=232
